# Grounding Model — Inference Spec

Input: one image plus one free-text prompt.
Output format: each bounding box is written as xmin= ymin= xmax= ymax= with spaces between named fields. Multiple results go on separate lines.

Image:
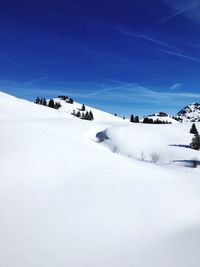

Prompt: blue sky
xmin=1 ymin=0 xmax=200 ymax=116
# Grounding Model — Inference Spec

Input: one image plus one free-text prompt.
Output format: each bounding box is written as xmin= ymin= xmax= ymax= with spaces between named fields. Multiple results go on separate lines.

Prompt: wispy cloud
xmin=111 ymin=25 xmax=200 ymax=63
xmin=24 ymin=76 xmax=49 ymax=86
xmin=162 ymin=0 xmax=200 ymax=25
xmin=157 ymin=1 xmax=199 ymax=25
xmin=170 ymin=83 xmax=183 ymax=91
xmin=124 ymin=32 xmax=176 ymax=49
xmin=0 ymin=54 xmax=23 ymax=70
xmin=111 ymin=25 xmax=176 ymax=50
xmin=62 ymin=83 xmax=200 ymax=104
xmin=93 ymin=86 xmax=200 ymax=104
xmin=157 ymin=48 xmax=200 ymax=62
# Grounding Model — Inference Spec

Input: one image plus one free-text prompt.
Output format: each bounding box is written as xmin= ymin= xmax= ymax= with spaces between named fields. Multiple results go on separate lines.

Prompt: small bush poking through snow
xmin=112 ymin=145 xmax=119 ymax=153
xmin=150 ymin=152 xmax=160 ymax=164
xmin=140 ymin=152 xmax=145 ymax=161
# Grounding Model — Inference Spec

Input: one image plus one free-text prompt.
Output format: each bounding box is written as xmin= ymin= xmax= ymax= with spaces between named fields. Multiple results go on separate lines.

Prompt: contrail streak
xmin=158 ymin=48 xmax=200 ymax=62
xmin=24 ymin=76 xmax=49 ymax=85
xmin=0 ymin=54 xmax=23 ymax=70
xmin=157 ymin=1 xmax=199 ymax=25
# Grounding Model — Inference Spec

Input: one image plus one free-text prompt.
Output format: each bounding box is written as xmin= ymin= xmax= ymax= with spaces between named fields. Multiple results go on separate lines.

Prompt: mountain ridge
xmin=176 ymin=103 xmax=200 ymax=122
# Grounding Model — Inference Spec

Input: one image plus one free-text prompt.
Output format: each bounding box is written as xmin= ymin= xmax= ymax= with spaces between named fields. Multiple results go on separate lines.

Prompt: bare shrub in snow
xmin=112 ymin=145 xmax=119 ymax=153
xmin=150 ymin=152 xmax=160 ymax=164
xmin=140 ymin=152 xmax=145 ymax=161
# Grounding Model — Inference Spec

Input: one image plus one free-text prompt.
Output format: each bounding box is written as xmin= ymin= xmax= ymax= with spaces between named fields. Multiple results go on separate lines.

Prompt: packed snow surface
xmin=1 ymin=91 xmax=200 ymax=267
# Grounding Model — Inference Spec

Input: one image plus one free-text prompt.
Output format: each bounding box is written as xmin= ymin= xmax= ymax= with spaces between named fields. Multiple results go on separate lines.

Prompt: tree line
xmin=35 ymin=97 xmax=94 ymax=121
xmin=35 ymin=96 xmax=74 ymax=108
xmin=129 ymin=114 xmax=171 ymax=124
xmin=72 ymin=108 xmax=94 ymax=121
xmin=35 ymin=97 xmax=62 ymax=109
xmin=142 ymin=117 xmax=171 ymax=124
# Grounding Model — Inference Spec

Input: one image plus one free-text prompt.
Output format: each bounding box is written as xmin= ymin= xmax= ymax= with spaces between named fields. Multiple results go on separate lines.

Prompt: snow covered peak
xmin=146 ymin=111 xmax=179 ymax=124
xmin=176 ymin=103 xmax=200 ymax=122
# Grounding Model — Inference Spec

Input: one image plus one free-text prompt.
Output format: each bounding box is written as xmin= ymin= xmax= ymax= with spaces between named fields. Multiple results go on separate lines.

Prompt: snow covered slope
xmin=50 ymin=96 xmax=125 ymax=124
xmin=176 ymin=103 xmax=200 ymax=122
xmin=1 ymin=91 xmax=200 ymax=267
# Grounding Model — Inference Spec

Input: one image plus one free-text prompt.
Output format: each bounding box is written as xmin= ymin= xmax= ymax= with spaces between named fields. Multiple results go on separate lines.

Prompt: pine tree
xmin=143 ymin=117 xmax=153 ymax=123
xmin=68 ymin=98 xmax=74 ymax=104
xmin=134 ymin=116 xmax=139 ymax=123
xmin=130 ymin=115 xmax=134 ymax=122
xmin=143 ymin=117 xmax=148 ymax=123
xmin=155 ymin=119 xmax=162 ymax=124
xmin=35 ymin=97 xmax=40 ymax=104
xmin=76 ymin=111 xmax=81 ymax=118
xmin=190 ymin=132 xmax=200 ymax=150
xmin=82 ymin=104 xmax=85 ymax=111
xmin=89 ymin=111 xmax=94 ymax=120
xmin=48 ymin=99 xmax=55 ymax=108
xmin=85 ymin=111 xmax=89 ymax=120
xmin=190 ymin=123 xmax=198 ymax=134
xmin=55 ymin=102 xmax=61 ymax=109
xmin=42 ymin=98 xmax=47 ymax=106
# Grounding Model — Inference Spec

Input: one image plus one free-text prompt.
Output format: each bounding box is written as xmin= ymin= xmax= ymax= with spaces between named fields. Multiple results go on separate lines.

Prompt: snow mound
xmin=98 ymin=121 xmax=200 ymax=165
